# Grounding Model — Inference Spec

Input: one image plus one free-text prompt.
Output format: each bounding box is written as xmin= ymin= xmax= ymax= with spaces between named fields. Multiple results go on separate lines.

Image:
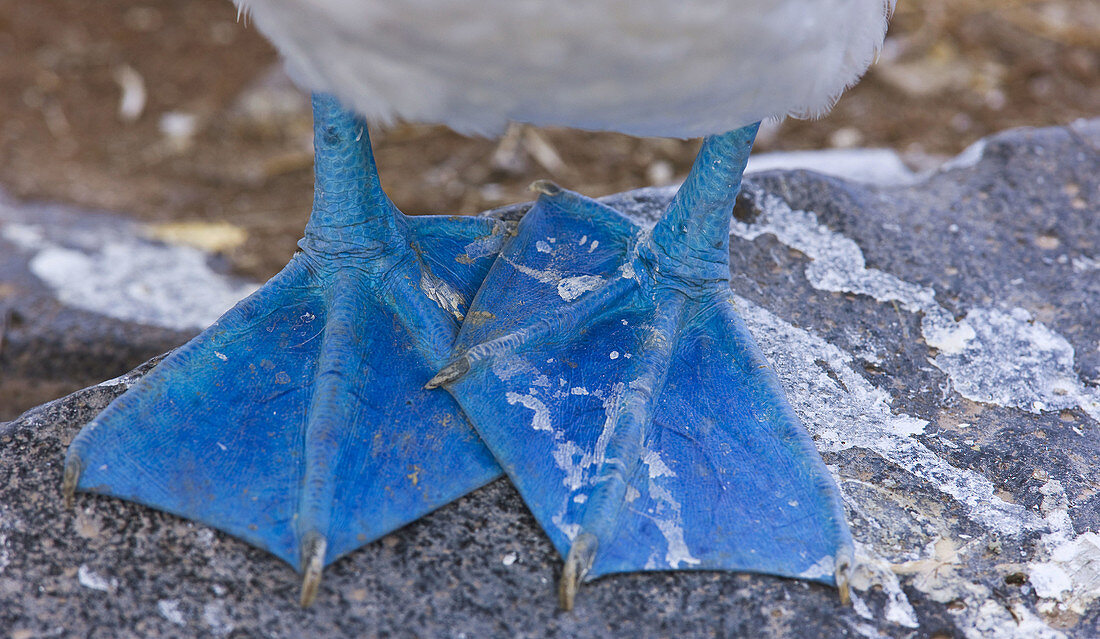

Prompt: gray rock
xmin=0 ymin=194 xmax=229 ymax=418
xmin=2 ymin=121 xmax=1098 ymax=638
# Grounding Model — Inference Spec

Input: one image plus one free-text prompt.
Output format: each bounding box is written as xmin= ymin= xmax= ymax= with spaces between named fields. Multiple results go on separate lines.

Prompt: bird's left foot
xmin=62 ymin=94 xmax=505 ymax=605
xmin=431 ymin=127 xmax=853 ymax=608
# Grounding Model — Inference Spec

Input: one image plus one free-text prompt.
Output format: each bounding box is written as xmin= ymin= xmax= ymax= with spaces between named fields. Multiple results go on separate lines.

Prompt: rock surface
xmin=2 ymin=121 xmax=1099 ymax=638
xmin=0 ymin=194 xmax=253 ymax=418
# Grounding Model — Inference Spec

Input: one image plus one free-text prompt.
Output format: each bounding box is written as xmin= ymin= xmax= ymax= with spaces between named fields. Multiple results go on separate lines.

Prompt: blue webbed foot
xmin=433 ymin=126 xmax=853 ymax=609
xmin=63 ymin=94 xmax=504 ymax=606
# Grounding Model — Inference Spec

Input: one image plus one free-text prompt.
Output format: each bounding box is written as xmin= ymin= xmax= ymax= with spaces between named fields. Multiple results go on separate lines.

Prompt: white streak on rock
xmin=732 ymin=295 xmax=1037 ymax=535
xmin=732 ymin=192 xmax=1100 ymax=424
xmin=202 ymin=601 xmax=235 ymax=636
xmin=1071 ymin=255 xmax=1100 ymax=273
xmin=966 ymin=600 xmax=1065 ymax=639
xmin=933 ymin=308 xmax=1100 ymax=422
xmin=1030 ymin=563 xmax=1072 ymax=600
xmin=731 ymin=193 xmax=937 ymax=313
xmin=848 ymin=542 xmax=920 ymax=628
xmin=726 ymin=189 xmax=1096 ymax=634
xmin=1029 ymin=480 xmax=1100 ymax=615
xmin=0 ymin=505 xmax=13 ymax=577
xmin=849 ymin=593 xmax=875 ymax=621
xmin=3 ymin=222 xmax=257 ymax=331
xmin=733 ymin=294 xmax=1075 ymax=635
xmin=0 ymin=534 xmax=8 ymax=576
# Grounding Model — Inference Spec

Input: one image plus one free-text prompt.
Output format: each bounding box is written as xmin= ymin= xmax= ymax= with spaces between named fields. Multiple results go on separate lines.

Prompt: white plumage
xmin=237 ymin=0 xmax=893 ymax=137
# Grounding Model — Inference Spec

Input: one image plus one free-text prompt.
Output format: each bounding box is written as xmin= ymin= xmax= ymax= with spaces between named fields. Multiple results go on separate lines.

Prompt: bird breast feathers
xmin=237 ymin=0 xmax=894 ymax=137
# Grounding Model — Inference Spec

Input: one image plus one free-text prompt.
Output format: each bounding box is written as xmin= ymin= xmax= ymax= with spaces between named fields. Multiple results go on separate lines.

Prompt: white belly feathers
xmin=237 ymin=0 xmax=893 ymax=137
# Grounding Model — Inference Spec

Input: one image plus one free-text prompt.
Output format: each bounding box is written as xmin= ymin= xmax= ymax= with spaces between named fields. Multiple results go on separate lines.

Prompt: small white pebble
xmin=158 ymin=599 xmax=187 ymax=626
xmin=202 ymin=601 xmax=235 ymax=636
xmin=828 ymin=126 xmax=863 ymax=148
xmin=646 ymin=160 xmax=674 ymax=185
xmin=479 ymin=183 xmax=504 ymax=202
xmin=502 ymin=552 xmax=518 ymax=566
xmin=160 ymin=111 xmax=199 ymax=146
xmin=114 ymin=65 xmax=146 ymax=122
xmin=77 ymin=565 xmax=113 ymax=592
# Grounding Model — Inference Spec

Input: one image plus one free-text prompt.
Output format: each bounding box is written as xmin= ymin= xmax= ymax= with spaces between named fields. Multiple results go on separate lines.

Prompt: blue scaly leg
xmin=429 ymin=125 xmax=853 ymax=609
xmin=63 ymin=94 xmax=503 ymax=606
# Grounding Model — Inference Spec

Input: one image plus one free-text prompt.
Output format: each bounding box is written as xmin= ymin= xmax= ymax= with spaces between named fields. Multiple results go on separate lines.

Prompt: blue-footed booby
xmin=65 ymin=0 xmax=893 ymax=608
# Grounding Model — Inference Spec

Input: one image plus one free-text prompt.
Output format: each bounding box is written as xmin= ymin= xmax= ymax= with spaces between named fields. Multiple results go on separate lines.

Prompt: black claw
xmin=62 ymin=457 xmax=82 ymax=510
xmin=559 ymin=532 xmax=598 ymax=611
xmin=424 ymin=356 xmax=471 ymax=389
xmin=836 ymin=550 xmax=853 ymax=606
xmin=529 ymin=179 xmax=563 ymax=196
xmin=299 ymin=532 xmax=328 ymax=608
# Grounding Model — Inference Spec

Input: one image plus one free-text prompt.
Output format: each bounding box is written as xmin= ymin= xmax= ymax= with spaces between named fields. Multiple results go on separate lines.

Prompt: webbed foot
xmin=63 ymin=94 xmax=504 ymax=605
xmin=437 ymin=125 xmax=853 ymax=608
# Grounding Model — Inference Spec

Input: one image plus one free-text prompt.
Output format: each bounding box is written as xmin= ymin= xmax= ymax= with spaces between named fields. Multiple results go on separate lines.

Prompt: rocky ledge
xmin=2 ymin=120 xmax=1098 ymax=638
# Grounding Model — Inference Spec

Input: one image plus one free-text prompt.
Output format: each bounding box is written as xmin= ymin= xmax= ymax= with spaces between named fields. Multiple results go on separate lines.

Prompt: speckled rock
xmin=2 ymin=120 xmax=1098 ymax=638
xmin=0 ymin=194 xmax=233 ymax=418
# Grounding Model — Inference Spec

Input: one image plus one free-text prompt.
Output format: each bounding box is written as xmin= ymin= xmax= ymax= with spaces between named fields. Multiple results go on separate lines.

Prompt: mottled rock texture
xmin=2 ymin=120 xmax=1098 ymax=638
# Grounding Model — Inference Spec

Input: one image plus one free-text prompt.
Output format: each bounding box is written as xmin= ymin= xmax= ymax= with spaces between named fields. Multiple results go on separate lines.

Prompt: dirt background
xmin=0 ymin=0 xmax=1098 ymax=417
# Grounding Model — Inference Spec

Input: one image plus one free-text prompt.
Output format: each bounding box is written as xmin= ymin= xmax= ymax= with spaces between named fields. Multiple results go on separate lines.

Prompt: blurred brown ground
xmin=0 ymin=1 xmax=1097 ymax=416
